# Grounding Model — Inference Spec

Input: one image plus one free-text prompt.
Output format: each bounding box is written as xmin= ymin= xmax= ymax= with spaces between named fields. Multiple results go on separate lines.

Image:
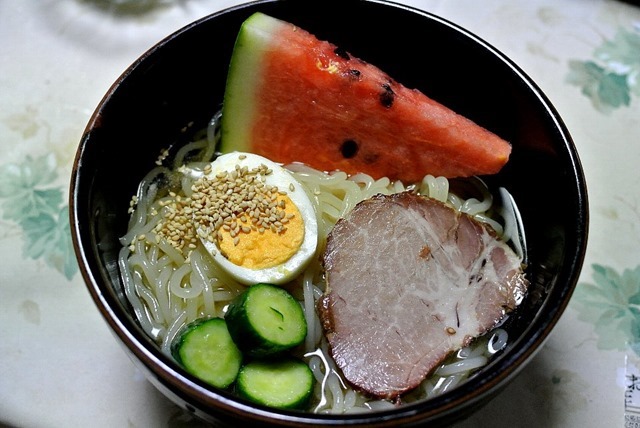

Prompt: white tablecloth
xmin=1 ymin=1 xmax=639 ymax=426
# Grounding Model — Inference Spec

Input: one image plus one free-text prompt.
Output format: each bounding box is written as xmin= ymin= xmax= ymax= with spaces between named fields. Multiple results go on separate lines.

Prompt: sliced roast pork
xmin=317 ymin=192 xmax=527 ymax=401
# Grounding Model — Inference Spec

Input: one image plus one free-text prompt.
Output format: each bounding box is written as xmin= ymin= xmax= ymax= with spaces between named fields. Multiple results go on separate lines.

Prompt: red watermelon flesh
xmin=220 ymin=13 xmax=511 ymax=183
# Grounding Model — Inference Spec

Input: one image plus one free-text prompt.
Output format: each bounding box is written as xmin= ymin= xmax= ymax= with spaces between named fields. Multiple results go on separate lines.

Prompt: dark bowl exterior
xmin=70 ymin=0 xmax=588 ymax=426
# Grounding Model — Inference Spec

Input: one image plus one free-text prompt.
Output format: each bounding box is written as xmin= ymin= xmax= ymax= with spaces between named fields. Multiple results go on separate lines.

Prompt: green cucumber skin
xmin=226 ymin=283 xmax=307 ymax=357
xmin=236 ymin=358 xmax=314 ymax=410
xmin=171 ymin=317 xmax=243 ymax=389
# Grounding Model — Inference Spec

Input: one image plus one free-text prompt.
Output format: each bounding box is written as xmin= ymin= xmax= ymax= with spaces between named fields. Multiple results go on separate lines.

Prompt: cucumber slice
xmin=171 ymin=318 xmax=242 ymax=389
xmin=236 ymin=358 xmax=314 ymax=410
xmin=225 ymin=283 xmax=307 ymax=357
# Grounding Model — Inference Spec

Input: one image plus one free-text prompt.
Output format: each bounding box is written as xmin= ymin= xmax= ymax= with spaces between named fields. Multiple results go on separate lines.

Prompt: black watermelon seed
xmin=334 ymin=47 xmax=350 ymax=60
xmin=380 ymin=83 xmax=395 ymax=108
xmin=340 ymin=140 xmax=359 ymax=158
xmin=347 ymin=69 xmax=361 ymax=80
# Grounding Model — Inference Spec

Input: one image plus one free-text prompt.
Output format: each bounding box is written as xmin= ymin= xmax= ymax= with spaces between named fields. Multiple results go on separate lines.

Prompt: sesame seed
xmin=152 ymin=159 xmax=298 ymax=252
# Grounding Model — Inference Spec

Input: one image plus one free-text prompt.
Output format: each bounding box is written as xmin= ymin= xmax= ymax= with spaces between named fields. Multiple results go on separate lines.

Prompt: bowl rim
xmin=70 ymin=0 xmax=589 ymax=425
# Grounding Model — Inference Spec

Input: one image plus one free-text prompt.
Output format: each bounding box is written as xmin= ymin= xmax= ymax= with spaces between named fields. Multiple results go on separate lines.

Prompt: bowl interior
xmin=71 ymin=0 xmax=588 ymax=426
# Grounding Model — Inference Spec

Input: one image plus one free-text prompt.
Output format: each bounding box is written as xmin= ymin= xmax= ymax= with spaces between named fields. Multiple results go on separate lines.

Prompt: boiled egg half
xmin=185 ymin=152 xmax=318 ymax=285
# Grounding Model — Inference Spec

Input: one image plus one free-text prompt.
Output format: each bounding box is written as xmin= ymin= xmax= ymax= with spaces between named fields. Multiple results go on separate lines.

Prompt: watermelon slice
xmin=220 ymin=12 xmax=511 ymax=183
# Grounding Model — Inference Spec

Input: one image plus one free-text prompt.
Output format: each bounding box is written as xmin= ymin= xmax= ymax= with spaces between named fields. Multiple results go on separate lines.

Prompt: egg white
xmin=183 ymin=152 xmax=318 ymax=285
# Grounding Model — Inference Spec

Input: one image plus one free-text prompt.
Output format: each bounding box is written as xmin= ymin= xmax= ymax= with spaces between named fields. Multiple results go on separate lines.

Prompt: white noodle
xmin=168 ymin=264 xmax=198 ymax=299
xmin=119 ymin=124 xmax=520 ymax=414
xmin=161 ymin=311 xmax=187 ymax=354
xmin=191 ymin=250 xmax=216 ymax=316
xmin=155 ymin=265 xmax=173 ymax=324
xmin=434 ymin=356 xmax=489 ymax=377
xmin=303 ymin=269 xmax=318 ymax=352
xmin=489 ymin=328 xmax=509 ymax=354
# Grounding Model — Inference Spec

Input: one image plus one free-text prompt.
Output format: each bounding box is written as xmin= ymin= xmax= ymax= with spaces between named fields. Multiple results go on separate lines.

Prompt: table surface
xmin=1 ymin=0 xmax=639 ymax=427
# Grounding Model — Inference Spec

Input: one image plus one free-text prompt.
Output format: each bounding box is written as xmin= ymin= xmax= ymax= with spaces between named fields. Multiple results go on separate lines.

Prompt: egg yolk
xmin=217 ymin=194 xmax=304 ymax=269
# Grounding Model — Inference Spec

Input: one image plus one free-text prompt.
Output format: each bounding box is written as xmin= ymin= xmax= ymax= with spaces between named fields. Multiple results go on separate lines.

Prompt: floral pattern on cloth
xmin=573 ymin=265 xmax=640 ymax=355
xmin=566 ymin=24 xmax=640 ymax=113
xmin=0 ymin=153 xmax=77 ymax=279
xmin=567 ymin=23 xmax=640 ymax=359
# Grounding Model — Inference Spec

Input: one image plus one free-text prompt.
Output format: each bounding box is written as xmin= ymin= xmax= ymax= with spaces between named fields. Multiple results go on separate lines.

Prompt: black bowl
xmin=70 ymin=0 xmax=588 ymax=426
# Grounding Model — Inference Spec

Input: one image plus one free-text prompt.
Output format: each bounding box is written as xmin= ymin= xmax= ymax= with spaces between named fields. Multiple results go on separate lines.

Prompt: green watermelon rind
xmin=220 ymin=13 xmax=279 ymax=153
